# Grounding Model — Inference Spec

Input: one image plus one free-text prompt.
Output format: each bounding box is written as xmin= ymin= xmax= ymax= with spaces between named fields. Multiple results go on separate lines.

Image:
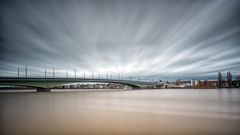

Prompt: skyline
xmin=2 ymin=66 xmax=239 ymax=82
xmin=0 ymin=0 xmax=240 ymax=80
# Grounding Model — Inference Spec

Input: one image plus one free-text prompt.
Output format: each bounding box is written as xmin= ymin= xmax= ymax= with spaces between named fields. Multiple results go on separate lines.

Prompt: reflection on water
xmin=0 ymin=89 xmax=240 ymax=135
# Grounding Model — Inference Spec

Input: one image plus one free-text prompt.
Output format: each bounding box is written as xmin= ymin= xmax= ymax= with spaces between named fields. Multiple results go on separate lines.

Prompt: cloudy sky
xmin=0 ymin=0 xmax=240 ymax=80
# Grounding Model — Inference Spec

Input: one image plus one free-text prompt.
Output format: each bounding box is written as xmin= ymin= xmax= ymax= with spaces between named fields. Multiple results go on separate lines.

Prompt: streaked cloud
xmin=0 ymin=0 xmax=240 ymax=80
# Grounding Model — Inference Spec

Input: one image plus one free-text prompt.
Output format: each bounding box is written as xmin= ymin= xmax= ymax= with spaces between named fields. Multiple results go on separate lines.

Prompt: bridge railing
xmin=0 ymin=67 xmax=159 ymax=83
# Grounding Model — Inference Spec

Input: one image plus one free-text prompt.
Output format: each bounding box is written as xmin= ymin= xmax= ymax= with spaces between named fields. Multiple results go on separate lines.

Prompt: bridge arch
xmin=0 ymin=78 xmax=158 ymax=91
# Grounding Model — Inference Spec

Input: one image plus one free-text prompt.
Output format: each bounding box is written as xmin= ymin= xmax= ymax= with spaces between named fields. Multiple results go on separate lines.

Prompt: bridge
xmin=0 ymin=77 xmax=159 ymax=92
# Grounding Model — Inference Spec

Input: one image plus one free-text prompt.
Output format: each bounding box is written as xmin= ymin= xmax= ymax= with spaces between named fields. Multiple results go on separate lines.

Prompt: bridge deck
xmin=0 ymin=77 xmax=158 ymax=90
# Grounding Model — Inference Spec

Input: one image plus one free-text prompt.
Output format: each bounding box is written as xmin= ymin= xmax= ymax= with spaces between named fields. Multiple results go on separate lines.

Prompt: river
xmin=0 ymin=89 xmax=240 ymax=135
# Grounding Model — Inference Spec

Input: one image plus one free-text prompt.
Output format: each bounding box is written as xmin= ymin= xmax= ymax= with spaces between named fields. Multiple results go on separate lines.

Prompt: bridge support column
xmin=37 ymin=88 xmax=51 ymax=92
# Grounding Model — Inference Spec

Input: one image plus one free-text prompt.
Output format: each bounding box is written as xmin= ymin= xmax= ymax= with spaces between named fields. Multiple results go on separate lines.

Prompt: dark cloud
xmin=0 ymin=0 xmax=240 ymax=80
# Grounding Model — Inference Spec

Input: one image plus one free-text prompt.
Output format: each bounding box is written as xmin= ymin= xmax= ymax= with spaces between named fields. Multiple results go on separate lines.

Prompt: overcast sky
xmin=0 ymin=0 xmax=240 ymax=80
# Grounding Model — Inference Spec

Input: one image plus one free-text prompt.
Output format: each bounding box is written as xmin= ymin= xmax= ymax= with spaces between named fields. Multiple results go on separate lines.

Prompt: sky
xmin=0 ymin=0 xmax=240 ymax=80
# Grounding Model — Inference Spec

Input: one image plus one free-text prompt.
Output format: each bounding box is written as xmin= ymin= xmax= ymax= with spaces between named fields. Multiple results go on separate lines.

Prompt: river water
xmin=0 ymin=89 xmax=240 ymax=135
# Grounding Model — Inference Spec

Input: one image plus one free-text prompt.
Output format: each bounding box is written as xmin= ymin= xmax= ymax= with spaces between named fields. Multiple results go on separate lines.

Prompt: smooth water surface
xmin=0 ymin=89 xmax=240 ymax=135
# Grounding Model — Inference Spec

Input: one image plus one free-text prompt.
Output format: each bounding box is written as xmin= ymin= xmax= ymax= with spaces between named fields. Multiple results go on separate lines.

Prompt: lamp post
xmin=75 ymin=69 xmax=76 ymax=78
xmin=45 ymin=69 xmax=46 ymax=78
xmin=66 ymin=69 xmax=68 ymax=78
xmin=25 ymin=66 xmax=27 ymax=78
xmin=53 ymin=68 xmax=55 ymax=78
xmin=17 ymin=67 xmax=19 ymax=78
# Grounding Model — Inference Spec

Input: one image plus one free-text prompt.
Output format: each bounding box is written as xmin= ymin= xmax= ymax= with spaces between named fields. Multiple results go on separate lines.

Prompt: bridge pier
xmin=37 ymin=88 xmax=51 ymax=92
